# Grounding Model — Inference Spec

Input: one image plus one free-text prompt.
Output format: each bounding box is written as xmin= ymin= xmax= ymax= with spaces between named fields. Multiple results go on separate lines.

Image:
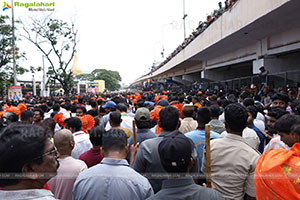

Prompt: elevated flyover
xmin=133 ymin=0 xmax=300 ymax=88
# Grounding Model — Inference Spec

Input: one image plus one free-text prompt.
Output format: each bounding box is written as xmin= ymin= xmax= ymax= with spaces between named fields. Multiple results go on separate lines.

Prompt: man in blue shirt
xmin=185 ymin=107 xmax=221 ymax=168
xmin=73 ymin=129 xmax=153 ymax=200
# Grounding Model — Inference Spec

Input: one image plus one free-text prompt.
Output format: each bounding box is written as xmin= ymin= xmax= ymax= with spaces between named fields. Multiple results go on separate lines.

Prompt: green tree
xmin=0 ymin=15 xmax=26 ymax=94
xmin=22 ymin=17 xmax=78 ymax=94
xmin=76 ymin=69 xmax=122 ymax=91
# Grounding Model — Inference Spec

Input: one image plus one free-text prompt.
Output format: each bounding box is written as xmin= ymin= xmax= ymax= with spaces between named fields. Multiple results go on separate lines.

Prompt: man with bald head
xmin=48 ymin=129 xmax=87 ymax=200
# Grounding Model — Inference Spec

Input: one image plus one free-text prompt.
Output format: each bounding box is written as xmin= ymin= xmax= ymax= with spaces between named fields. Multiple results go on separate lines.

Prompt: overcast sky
xmin=13 ymin=0 xmax=222 ymax=85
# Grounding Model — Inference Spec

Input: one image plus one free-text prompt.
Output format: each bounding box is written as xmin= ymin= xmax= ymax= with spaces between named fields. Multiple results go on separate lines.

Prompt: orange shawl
xmin=254 ymin=143 xmax=300 ymax=200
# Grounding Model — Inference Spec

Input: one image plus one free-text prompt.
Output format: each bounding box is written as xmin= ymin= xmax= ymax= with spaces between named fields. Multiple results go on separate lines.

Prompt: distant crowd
xmin=0 ymin=82 xmax=299 ymax=199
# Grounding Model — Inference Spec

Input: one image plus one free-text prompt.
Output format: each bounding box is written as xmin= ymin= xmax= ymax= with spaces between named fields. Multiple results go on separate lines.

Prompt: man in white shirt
xmin=64 ymin=117 xmax=92 ymax=159
xmin=179 ymin=104 xmax=197 ymax=134
xmin=105 ymin=103 xmax=134 ymax=132
xmin=203 ymin=103 xmax=259 ymax=200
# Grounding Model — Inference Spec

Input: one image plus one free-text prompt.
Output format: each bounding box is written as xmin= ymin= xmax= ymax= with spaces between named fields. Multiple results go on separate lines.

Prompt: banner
xmin=8 ymin=86 xmax=23 ymax=101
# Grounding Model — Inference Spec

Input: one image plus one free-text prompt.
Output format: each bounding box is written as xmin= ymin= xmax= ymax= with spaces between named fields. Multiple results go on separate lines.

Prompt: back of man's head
xmin=182 ymin=104 xmax=194 ymax=118
xmin=267 ymin=107 xmax=288 ymax=120
xmin=209 ymin=105 xmax=221 ymax=119
xmin=89 ymin=126 xmax=105 ymax=147
xmin=54 ymin=129 xmax=74 ymax=154
xmin=110 ymin=111 xmax=122 ymax=126
xmin=225 ymin=103 xmax=248 ymax=133
xmin=64 ymin=117 xmax=82 ymax=132
xmin=102 ymin=129 xmax=127 ymax=156
xmin=275 ymin=114 xmax=300 ymax=135
xmin=116 ymin=103 xmax=127 ymax=113
xmin=41 ymin=118 xmax=56 ymax=135
xmin=243 ymin=98 xmax=254 ymax=107
xmin=53 ymin=104 xmax=60 ymax=112
xmin=0 ymin=124 xmax=49 ymax=187
xmin=159 ymin=133 xmax=193 ymax=173
xmin=246 ymin=106 xmax=258 ymax=119
xmin=159 ymin=106 xmax=179 ymax=132
xmin=21 ymin=110 xmax=34 ymax=123
xmin=197 ymin=107 xmax=211 ymax=125
xmin=135 ymin=108 xmax=151 ymax=129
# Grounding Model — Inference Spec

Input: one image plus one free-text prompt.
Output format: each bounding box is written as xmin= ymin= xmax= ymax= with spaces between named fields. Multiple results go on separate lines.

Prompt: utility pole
xmin=183 ymin=0 xmax=188 ymax=40
xmin=11 ymin=0 xmax=17 ymax=85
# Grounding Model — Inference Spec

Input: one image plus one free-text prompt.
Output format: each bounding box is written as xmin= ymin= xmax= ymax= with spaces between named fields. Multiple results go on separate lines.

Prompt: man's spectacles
xmin=32 ymin=146 xmax=58 ymax=161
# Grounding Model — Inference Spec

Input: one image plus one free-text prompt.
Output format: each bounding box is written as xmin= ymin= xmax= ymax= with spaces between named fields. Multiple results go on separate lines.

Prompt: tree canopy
xmin=22 ymin=17 xmax=78 ymax=94
xmin=76 ymin=69 xmax=122 ymax=91
xmin=0 ymin=15 xmax=26 ymax=94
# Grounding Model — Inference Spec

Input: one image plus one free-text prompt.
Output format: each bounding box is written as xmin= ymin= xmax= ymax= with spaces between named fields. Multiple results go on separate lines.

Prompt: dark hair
xmin=89 ymin=100 xmax=96 ymax=108
xmin=39 ymin=105 xmax=49 ymax=113
xmin=182 ymin=108 xmax=194 ymax=118
xmin=116 ymin=103 xmax=127 ymax=112
xmin=159 ymin=106 xmax=179 ymax=131
xmin=136 ymin=99 xmax=145 ymax=108
xmin=53 ymin=104 xmax=60 ymax=112
xmin=291 ymin=124 xmax=300 ymax=137
xmin=64 ymin=117 xmax=82 ymax=132
xmin=0 ymin=112 xmax=19 ymax=129
xmin=239 ymin=92 xmax=249 ymax=100
xmin=267 ymin=107 xmax=288 ymax=120
xmin=102 ymin=129 xmax=127 ymax=152
xmin=271 ymin=93 xmax=290 ymax=104
xmin=254 ymin=102 xmax=264 ymax=114
xmin=109 ymin=111 xmax=121 ymax=125
xmin=71 ymin=104 xmax=77 ymax=113
xmin=243 ymin=98 xmax=254 ymax=107
xmin=33 ymin=108 xmax=44 ymax=118
xmin=246 ymin=106 xmax=258 ymax=119
xmin=21 ymin=110 xmax=33 ymax=121
xmin=291 ymin=100 xmax=300 ymax=116
xmin=41 ymin=118 xmax=56 ymax=134
xmin=275 ymin=114 xmax=300 ymax=135
xmin=209 ymin=105 xmax=221 ymax=118
xmin=0 ymin=124 xmax=48 ymax=187
xmin=136 ymin=120 xmax=151 ymax=129
xmin=76 ymin=106 xmax=86 ymax=114
xmin=197 ymin=107 xmax=211 ymax=125
xmin=89 ymin=126 xmax=105 ymax=146
xmin=225 ymin=103 xmax=248 ymax=132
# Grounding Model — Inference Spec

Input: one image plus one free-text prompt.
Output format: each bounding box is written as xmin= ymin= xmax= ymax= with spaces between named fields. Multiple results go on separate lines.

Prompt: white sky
xmin=13 ymin=0 xmax=221 ymax=85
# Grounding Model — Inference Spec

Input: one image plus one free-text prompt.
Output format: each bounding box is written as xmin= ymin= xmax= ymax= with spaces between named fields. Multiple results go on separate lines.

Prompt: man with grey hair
xmin=48 ymin=129 xmax=87 ymax=200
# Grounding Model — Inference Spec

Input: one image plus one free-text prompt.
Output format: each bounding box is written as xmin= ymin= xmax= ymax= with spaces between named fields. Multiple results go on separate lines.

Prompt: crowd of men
xmin=0 ymin=83 xmax=300 ymax=199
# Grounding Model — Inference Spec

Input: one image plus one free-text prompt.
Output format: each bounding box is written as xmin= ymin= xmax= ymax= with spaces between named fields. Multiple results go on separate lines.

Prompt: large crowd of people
xmin=0 ymin=81 xmax=299 ymax=199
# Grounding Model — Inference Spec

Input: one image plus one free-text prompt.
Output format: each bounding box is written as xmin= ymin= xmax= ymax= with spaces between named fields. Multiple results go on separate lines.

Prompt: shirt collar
xmin=137 ymin=128 xmax=150 ymax=133
xmin=162 ymin=176 xmax=194 ymax=188
xmin=159 ymin=130 xmax=180 ymax=137
xmin=101 ymin=158 xmax=129 ymax=166
xmin=182 ymin=117 xmax=194 ymax=121
xmin=225 ymin=133 xmax=245 ymax=142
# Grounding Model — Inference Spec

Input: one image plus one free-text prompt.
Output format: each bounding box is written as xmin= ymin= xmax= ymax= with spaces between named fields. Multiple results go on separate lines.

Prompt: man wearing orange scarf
xmin=254 ymin=114 xmax=300 ymax=200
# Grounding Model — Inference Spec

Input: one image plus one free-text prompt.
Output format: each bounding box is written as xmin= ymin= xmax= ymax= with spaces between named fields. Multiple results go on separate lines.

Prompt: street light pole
xmin=11 ymin=0 xmax=17 ymax=85
xmin=183 ymin=0 xmax=188 ymax=40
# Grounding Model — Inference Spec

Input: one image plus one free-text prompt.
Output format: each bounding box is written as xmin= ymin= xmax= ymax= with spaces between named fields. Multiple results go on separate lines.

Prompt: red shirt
xmin=79 ymin=148 xmax=103 ymax=168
